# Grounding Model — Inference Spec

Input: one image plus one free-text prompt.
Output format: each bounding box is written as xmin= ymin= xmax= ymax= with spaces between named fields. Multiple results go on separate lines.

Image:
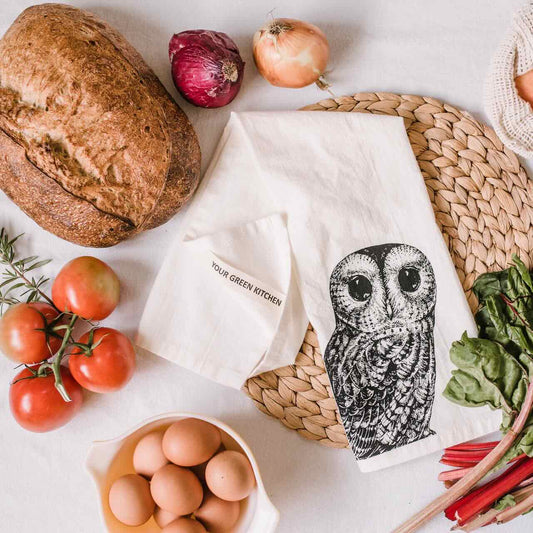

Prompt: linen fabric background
xmin=137 ymin=111 xmax=501 ymax=471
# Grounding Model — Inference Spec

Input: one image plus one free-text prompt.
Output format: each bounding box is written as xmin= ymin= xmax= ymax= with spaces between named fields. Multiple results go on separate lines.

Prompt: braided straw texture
xmin=244 ymin=92 xmax=533 ymax=448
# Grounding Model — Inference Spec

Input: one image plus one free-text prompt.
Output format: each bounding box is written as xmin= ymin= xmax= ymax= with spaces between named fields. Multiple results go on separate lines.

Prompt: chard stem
xmin=500 ymin=294 xmax=533 ymax=333
xmin=496 ymin=488 xmax=533 ymax=523
xmin=393 ymin=379 xmax=533 ymax=533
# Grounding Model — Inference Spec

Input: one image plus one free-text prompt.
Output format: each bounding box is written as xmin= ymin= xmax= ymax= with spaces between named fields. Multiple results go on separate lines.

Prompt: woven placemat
xmin=244 ymin=92 xmax=533 ymax=448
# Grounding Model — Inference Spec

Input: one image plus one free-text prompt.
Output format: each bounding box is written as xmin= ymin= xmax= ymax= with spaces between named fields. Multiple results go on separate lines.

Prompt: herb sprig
xmin=0 ymin=228 xmax=53 ymax=314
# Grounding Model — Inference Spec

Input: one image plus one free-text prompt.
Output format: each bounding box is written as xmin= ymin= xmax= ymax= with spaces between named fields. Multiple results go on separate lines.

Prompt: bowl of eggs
xmin=86 ymin=412 xmax=279 ymax=532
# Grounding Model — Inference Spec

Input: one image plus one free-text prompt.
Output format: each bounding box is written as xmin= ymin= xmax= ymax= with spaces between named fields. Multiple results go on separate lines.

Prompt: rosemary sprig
xmin=0 ymin=228 xmax=54 ymax=314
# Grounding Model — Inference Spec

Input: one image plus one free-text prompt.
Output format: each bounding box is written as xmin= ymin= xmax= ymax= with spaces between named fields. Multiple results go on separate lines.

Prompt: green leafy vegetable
xmin=444 ymin=334 xmax=528 ymax=414
xmin=493 ymin=493 xmax=517 ymax=511
xmin=444 ymin=255 xmax=533 ymax=463
xmin=0 ymin=228 xmax=52 ymax=315
xmin=473 ymin=256 xmax=533 ymax=362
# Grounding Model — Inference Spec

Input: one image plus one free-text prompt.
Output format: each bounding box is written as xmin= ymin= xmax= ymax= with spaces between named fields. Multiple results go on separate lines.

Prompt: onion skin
xmin=253 ymin=18 xmax=329 ymax=88
xmin=169 ymin=30 xmax=244 ymax=108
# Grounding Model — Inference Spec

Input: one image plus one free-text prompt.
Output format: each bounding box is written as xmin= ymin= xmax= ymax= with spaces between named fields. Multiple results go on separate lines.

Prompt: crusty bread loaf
xmin=0 ymin=4 xmax=200 ymax=247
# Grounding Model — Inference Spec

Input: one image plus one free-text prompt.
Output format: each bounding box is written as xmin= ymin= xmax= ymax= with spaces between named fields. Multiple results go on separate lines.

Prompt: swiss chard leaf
xmin=473 ymin=258 xmax=533 ymax=375
xmin=472 ymin=269 xmax=510 ymax=303
xmin=493 ymin=493 xmax=516 ymax=511
xmin=510 ymin=254 xmax=531 ymax=289
xmin=445 ymin=257 xmax=533 ymax=464
xmin=443 ymin=333 xmax=528 ymax=414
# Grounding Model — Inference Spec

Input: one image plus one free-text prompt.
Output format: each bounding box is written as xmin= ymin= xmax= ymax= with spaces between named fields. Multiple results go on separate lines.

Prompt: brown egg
xmin=154 ymin=506 xmax=180 ymax=528
xmin=133 ymin=431 xmax=169 ymax=478
xmin=195 ymin=491 xmax=240 ymax=532
xmin=191 ymin=443 xmax=225 ymax=483
xmin=108 ymin=474 xmax=155 ymax=526
xmin=190 ymin=461 xmax=208 ymax=483
xmin=163 ymin=418 xmax=221 ymax=467
xmin=205 ymin=451 xmax=255 ymax=502
xmin=150 ymin=464 xmax=203 ymax=515
xmin=162 ymin=518 xmax=206 ymax=533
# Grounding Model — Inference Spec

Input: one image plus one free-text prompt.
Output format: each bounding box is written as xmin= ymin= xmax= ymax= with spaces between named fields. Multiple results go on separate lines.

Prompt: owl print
xmin=324 ymin=243 xmax=437 ymax=460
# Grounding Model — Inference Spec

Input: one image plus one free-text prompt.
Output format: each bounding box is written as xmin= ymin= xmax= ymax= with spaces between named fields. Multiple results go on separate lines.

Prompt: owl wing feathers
xmin=325 ymin=326 xmax=391 ymax=458
xmin=325 ymin=327 xmax=378 ymax=456
xmin=378 ymin=323 xmax=435 ymax=447
xmin=325 ymin=319 xmax=436 ymax=459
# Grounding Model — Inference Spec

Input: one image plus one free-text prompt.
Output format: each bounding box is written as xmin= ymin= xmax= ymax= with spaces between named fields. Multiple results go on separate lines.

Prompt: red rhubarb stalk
xmin=453 ymin=509 xmax=497 ymax=532
xmin=516 ymin=474 xmax=533 ymax=489
xmin=444 ymin=476 xmax=500 ymax=521
xmin=445 ymin=452 xmax=527 ymax=465
xmin=440 ymin=459 xmax=482 ymax=468
xmin=447 ymin=458 xmax=528 ymax=517
xmin=454 ymin=484 xmax=533 ymax=532
xmin=441 ymin=450 xmax=523 ymax=465
xmin=446 ymin=441 xmax=499 ymax=452
xmin=392 ymin=380 xmax=533 ymax=533
xmin=439 ymin=467 xmax=473 ymax=483
xmin=455 ymin=457 xmax=533 ymax=525
xmin=439 ymin=454 xmax=527 ymax=483
xmin=443 ymin=450 xmax=492 ymax=461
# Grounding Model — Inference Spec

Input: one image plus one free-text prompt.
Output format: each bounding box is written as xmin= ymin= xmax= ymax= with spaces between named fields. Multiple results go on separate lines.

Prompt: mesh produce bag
xmin=486 ymin=3 xmax=533 ymax=158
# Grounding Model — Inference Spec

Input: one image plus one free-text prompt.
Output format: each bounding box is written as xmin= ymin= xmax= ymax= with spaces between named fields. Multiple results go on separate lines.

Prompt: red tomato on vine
xmin=0 ymin=302 xmax=63 ymax=364
xmin=10 ymin=366 xmax=83 ymax=432
xmin=69 ymin=328 xmax=136 ymax=393
xmin=52 ymin=256 xmax=120 ymax=320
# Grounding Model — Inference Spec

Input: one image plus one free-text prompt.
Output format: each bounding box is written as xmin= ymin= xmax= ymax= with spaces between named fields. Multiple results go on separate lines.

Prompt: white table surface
xmin=0 ymin=1 xmax=529 ymax=532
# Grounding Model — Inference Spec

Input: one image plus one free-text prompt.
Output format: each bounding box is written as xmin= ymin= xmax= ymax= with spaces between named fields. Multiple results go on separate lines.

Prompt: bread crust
xmin=0 ymin=130 xmax=133 ymax=247
xmin=0 ymin=4 xmax=201 ymax=247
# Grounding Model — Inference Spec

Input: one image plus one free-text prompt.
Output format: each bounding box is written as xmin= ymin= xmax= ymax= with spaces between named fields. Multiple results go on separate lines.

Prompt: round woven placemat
xmin=244 ymin=92 xmax=533 ymax=448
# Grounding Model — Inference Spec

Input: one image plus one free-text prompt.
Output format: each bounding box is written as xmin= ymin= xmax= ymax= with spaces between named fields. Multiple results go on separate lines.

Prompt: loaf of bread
xmin=0 ymin=4 xmax=201 ymax=247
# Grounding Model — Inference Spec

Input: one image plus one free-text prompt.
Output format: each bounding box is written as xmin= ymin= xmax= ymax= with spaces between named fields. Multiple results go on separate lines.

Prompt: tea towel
xmin=137 ymin=111 xmax=500 ymax=471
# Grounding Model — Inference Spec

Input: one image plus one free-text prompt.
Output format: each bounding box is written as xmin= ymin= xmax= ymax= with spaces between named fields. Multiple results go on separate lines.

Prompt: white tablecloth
xmin=0 ymin=1 xmax=529 ymax=532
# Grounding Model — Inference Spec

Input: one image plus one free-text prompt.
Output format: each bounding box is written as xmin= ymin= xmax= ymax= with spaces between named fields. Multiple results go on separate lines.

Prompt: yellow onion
xmin=252 ymin=18 xmax=329 ymax=89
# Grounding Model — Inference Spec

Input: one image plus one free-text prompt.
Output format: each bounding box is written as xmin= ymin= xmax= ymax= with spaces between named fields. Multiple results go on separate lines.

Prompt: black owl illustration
xmin=324 ymin=243 xmax=437 ymax=460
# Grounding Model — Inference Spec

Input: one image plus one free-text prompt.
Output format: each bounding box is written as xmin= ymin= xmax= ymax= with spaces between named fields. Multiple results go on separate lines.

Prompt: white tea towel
xmin=137 ymin=111 xmax=500 ymax=471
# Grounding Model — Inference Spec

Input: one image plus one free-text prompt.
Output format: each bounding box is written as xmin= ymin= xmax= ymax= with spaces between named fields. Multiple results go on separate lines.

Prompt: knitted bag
xmin=486 ymin=3 xmax=533 ymax=158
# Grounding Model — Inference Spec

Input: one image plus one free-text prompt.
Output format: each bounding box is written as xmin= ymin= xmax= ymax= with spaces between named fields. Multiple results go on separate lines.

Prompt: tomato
xmin=10 ymin=366 xmax=83 ymax=432
xmin=69 ymin=328 xmax=136 ymax=393
xmin=52 ymin=256 xmax=120 ymax=320
xmin=0 ymin=302 xmax=62 ymax=364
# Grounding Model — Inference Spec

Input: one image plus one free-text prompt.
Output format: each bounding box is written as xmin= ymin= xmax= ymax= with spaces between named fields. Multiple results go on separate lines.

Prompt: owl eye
xmin=398 ymin=267 xmax=421 ymax=292
xmin=347 ymin=275 xmax=372 ymax=302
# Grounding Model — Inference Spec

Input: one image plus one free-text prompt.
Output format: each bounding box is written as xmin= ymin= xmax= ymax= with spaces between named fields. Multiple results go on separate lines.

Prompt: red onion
xmin=169 ymin=30 xmax=245 ymax=108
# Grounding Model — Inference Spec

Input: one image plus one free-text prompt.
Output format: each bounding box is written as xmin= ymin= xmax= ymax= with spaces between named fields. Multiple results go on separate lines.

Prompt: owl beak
xmin=386 ymin=301 xmax=394 ymax=320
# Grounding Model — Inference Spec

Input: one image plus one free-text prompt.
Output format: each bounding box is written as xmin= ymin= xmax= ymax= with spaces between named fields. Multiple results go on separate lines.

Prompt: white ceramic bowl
xmin=86 ymin=412 xmax=279 ymax=532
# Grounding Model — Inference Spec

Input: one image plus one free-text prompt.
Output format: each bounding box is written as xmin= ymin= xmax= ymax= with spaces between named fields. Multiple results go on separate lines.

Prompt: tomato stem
xmin=42 ymin=314 xmax=78 ymax=402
